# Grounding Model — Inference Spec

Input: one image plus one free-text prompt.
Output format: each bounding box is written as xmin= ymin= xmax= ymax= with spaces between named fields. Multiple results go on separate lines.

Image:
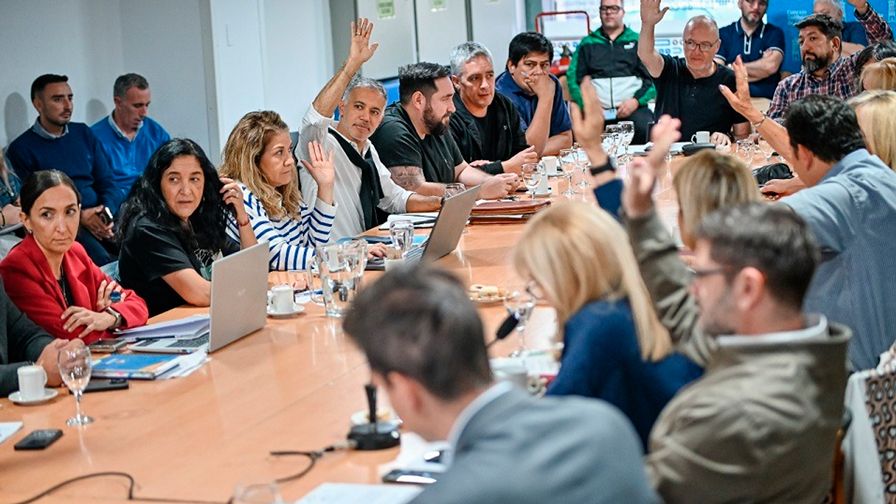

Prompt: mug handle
xmin=690 ymin=134 xmax=697 ymax=143
xmin=38 ymin=365 xmax=47 ymax=387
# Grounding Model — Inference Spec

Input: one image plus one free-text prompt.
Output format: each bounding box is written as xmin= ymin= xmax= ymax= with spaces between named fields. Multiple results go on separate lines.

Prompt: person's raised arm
xmin=310 ymin=18 xmax=379 ymax=117
xmin=638 ymin=0 xmax=669 ymax=78
xmin=220 ymin=177 xmax=257 ymax=249
xmin=849 ymin=0 xmax=893 ymax=46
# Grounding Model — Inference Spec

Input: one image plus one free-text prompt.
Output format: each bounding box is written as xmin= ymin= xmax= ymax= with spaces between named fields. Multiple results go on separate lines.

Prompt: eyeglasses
xmin=687 ymin=266 xmax=729 ymax=280
xmin=599 ymin=6 xmax=622 ymax=13
xmin=683 ymin=39 xmax=718 ymax=52
xmin=525 ymin=280 xmax=543 ymax=300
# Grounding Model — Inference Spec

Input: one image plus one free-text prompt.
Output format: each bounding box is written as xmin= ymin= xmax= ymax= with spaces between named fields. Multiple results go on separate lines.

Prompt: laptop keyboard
xmin=167 ymin=333 xmax=210 ymax=348
xmin=405 ymin=247 xmax=423 ymax=262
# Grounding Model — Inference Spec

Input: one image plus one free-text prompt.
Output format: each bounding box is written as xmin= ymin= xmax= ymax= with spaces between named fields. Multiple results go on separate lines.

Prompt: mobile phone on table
xmin=14 ymin=429 xmax=63 ymax=450
xmin=98 ymin=206 xmax=114 ymax=225
xmin=88 ymin=338 xmax=127 ymax=353
xmin=73 ymin=378 xmax=129 ymax=394
xmin=382 ymin=469 xmax=439 ymax=485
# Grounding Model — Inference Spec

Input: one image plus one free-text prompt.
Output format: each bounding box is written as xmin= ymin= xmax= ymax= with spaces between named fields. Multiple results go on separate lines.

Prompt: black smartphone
xmin=73 ymin=378 xmax=129 ymax=394
xmin=14 ymin=429 xmax=63 ymax=450
xmin=98 ymin=206 xmax=114 ymax=225
xmin=88 ymin=338 xmax=127 ymax=353
xmin=381 ymin=469 xmax=439 ymax=485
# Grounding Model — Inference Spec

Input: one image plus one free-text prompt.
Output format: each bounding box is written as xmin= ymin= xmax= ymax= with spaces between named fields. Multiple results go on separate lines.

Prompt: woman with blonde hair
xmin=513 ymin=201 xmax=701 ymax=449
xmin=849 ymin=90 xmax=896 ymax=171
xmin=860 ymin=57 xmax=896 ymax=91
xmin=220 ymin=110 xmax=336 ymax=270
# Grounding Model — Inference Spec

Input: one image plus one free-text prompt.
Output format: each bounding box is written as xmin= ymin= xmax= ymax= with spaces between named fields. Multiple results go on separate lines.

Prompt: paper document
xmin=158 ymin=351 xmax=209 ymax=379
xmin=0 ymin=422 xmax=23 ymax=445
xmin=378 ymin=213 xmax=438 ymax=230
xmin=296 ymin=483 xmax=421 ymax=504
xmin=115 ymin=314 xmax=210 ymax=341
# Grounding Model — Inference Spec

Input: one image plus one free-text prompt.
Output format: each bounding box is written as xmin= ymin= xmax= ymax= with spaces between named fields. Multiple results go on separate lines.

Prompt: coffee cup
xmin=541 ymin=156 xmax=559 ymax=176
xmin=491 ymin=359 xmax=529 ymax=390
xmin=691 ymin=131 xmax=710 ymax=144
xmin=269 ymin=284 xmax=294 ymax=314
xmin=17 ymin=365 xmax=47 ymax=400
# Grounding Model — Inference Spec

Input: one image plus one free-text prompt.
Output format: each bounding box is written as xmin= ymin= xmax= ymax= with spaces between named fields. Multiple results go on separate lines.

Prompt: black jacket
xmin=449 ymin=93 xmax=530 ymax=175
xmin=0 ymin=278 xmax=54 ymax=396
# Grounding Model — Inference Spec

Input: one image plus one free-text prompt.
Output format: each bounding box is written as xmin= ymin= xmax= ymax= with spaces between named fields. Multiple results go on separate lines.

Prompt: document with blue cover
xmin=92 ymin=353 xmax=181 ymax=380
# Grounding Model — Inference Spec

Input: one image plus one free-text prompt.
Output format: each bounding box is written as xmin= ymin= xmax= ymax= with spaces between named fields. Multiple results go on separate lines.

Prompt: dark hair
xmin=343 ymin=265 xmax=492 ymax=401
xmin=31 ymin=74 xmax=69 ymax=101
xmin=398 ymin=62 xmax=451 ymax=105
xmin=855 ymin=40 xmax=896 ymax=78
xmin=785 ymin=94 xmax=865 ymax=163
xmin=696 ymin=203 xmax=820 ymax=310
xmin=794 ymin=13 xmax=843 ymax=40
xmin=20 ymin=170 xmax=81 ymax=215
xmin=113 ymin=73 xmax=149 ymax=98
xmin=117 ymin=138 xmax=232 ymax=252
xmin=507 ymin=32 xmax=554 ymax=67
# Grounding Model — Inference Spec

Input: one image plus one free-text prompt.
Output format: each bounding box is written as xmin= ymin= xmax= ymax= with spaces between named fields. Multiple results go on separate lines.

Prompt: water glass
xmin=521 ymin=163 xmax=542 ymax=197
xmin=736 ymin=140 xmax=755 ymax=163
xmin=232 ymin=483 xmax=283 ymax=504
xmin=389 ymin=219 xmax=414 ymax=256
xmin=504 ymin=290 xmax=536 ymax=357
xmin=618 ymin=121 xmax=635 ymax=163
xmin=57 ymin=342 xmax=94 ymax=426
xmin=315 ymin=240 xmax=367 ymax=318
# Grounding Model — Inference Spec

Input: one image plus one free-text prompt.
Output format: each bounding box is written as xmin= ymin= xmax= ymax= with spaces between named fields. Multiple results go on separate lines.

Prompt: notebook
xmin=92 ymin=353 xmax=181 ymax=379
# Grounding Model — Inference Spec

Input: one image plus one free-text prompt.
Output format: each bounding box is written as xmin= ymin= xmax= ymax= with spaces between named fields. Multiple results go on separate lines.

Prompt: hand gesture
xmin=219 ymin=177 xmax=247 ymax=217
xmin=616 ymin=98 xmax=639 ymax=119
xmin=641 ymin=0 xmax=669 ymax=27
xmin=61 ymin=306 xmax=117 ymax=338
xmin=761 ymin=176 xmax=806 ymax=198
xmin=846 ymin=0 xmax=870 ymax=14
xmin=624 ymin=114 xmax=681 ymax=218
xmin=718 ymin=56 xmax=762 ymax=123
xmin=300 ymin=141 xmax=336 ymax=190
xmin=479 ymin=173 xmax=518 ymax=199
xmin=526 ymin=73 xmax=555 ymax=100
xmin=505 ymin=146 xmax=539 ymax=173
xmin=710 ymin=132 xmax=731 ymax=148
xmin=80 ymin=205 xmax=113 ymax=240
xmin=348 ymin=18 xmax=379 ymax=66
xmin=36 ymin=339 xmax=75 ymax=386
xmin=569 ymin=77 xmax=606 ymax=154
xmin=95 ymin=279 xmax=125 ymax=311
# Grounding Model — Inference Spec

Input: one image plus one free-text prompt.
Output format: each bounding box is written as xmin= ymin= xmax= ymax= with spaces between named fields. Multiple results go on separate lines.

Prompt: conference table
xmin=0 ymin=147 xmax=763 ymax=503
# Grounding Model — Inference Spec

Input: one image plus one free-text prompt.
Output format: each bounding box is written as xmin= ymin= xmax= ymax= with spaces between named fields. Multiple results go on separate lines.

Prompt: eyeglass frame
xmin=683 ymin=39 xmax=719 ymax=52
xmin=687 ymin=266 xmax=730 ymax=280
xmin=599 ymin=5 xmax=622 ymax=14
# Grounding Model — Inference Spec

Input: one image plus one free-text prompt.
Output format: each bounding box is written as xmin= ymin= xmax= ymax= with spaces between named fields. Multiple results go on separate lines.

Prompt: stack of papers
xmin=115 ymin=314 xmax=210 ymax=342
xmin=297 ymin=483 xmax=421 ymax=503
xmin=158 ymin=351 xmax=209 ymax=379
xmin=378 ymin=213 xmax=438 ymax=230
xmin=0 ymin=422 xmax=23 ymax=445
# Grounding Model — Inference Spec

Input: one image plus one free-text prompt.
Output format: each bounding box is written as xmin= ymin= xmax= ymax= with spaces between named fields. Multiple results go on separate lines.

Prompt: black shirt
xmin=653 ymin=55 xmax=746 ymax=141
xmin=449 ymin=93 xmax=530 ymax=175
xmin=369 ymin=104 xmax=463 ymax=184
xmin=118 ymin=215 xmax=239 ymax=316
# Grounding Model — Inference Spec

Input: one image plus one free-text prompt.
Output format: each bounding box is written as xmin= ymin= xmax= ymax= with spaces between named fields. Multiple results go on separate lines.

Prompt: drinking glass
xmin=315 ymin=240 xmax=367 ymax=318
xmin=574 ymin=147 xmax=591 ymax=189
xmin=388 ymin=219 xmax=414 ymax=256
xmin=560 ymin=157 xmax=577 ymax=197
xmin=618 ymin=121 xmax=635 ymax=164
xmin=504 ymin=290 xmax=536 ymax=357
xmin=444 ymin=183 xmax=466 ymax=198
xmin=601 ymin=133 xmax=618 ymax=159
xmin=232 ymin=483 xmax=283 ymax=504
xmin=57 ymin=343 xmax=94 ymax=426
xmin=736 ymin=140 xmax=755 ymax=164
xmin=758 ymin=139 xmax=775 ymax=162
xmin=521 ymin=163 xmax=542 ymax=197
xmin=605 ymin=125 xmax=623 ymax=164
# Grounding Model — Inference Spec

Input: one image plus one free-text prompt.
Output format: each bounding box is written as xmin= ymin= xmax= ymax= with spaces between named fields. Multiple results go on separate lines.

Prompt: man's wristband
xmin=751 ymin=114 xmax=767 ymax=129
xmin=590 ymin=158 xmax=617 ymax=176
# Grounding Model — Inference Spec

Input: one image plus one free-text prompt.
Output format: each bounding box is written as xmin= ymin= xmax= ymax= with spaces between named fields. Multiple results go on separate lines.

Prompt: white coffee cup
xmin=541 ymin=156 xmax=559 ymax=176
xmin=17 ymin=365 xmax=47 ymax=400
xmin=491 ymin=360 xmax=529 ymax=390
xmin=269 ymin=284 xmax=294 ymax=314
xmin=691 ymin=131 xmax=710 ymax=144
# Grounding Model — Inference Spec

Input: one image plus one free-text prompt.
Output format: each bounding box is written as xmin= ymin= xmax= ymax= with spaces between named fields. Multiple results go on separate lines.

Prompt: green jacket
xmin=568 ymin=26 xmax=656 ymax=109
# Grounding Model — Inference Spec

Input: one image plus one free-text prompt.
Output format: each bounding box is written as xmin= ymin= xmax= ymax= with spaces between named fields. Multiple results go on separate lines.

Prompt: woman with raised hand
xmin=0 ymin=170 xmax=148 ymax=343
xmin=117 ymin=138 xmax=257 ymax=316
xmin=219 ymin=111 xmax=336 ymax=270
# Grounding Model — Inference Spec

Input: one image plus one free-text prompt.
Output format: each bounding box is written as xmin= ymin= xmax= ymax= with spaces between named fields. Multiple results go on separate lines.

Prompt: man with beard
xmin=638 ymin=1 xmax=750 ymax=145
xmin=370 ymin=62 xmax=518 ymax=199
xmin=6 ymin=74 xmax=118 ymax=266
xmin=714 ymin=0 xmax=785 ymax=99
xmin=765 ymin=2 xmax=892 ymax=121
xmin=448 ymin=42 xmax=537 ymax=175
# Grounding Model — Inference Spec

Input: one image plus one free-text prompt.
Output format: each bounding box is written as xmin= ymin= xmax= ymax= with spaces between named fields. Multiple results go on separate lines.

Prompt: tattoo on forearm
xmin=389 ymin=165 xmax=425 ymax=191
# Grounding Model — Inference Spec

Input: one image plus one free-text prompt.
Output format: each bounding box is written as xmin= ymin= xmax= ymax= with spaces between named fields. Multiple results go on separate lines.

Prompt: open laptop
xmin=130 ymin=242 xmax=269 ymax=354
xmin=367 ymin=185 xmax=481 ymax=270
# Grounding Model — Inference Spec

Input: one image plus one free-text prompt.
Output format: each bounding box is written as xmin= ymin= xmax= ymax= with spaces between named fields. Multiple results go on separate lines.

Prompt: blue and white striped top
xmin=226 ymin=183 xmax=336 ymax=271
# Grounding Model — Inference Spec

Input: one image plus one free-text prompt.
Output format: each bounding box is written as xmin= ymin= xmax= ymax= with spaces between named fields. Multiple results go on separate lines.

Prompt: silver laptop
xmin=367 ymin=185 xmax=481 ymax=270
xmin=130 ymin=242 xmax=269 ymax=354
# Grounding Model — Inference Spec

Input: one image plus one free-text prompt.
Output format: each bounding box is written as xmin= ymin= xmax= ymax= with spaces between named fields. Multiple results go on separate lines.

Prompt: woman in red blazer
xmin=0 ymin=171 xmax=147 ymax=344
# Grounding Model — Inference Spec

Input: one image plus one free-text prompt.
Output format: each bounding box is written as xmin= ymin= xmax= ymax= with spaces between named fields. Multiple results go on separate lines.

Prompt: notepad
xmin=377 ymin=213 xmax=439 ymax=230
xmin=92 ymin=353 xmax=182 ymax=379
xmin=0 ymin=422 xmax=23 ymax=445
xmin=115 ymin=314 xmax=210 ymax=341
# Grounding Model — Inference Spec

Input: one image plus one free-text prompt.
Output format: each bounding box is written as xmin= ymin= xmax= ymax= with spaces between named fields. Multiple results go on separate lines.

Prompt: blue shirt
xmin=717 ymin=20 xmax=785 ymax=99
xmin=91 ymin=115 xmax=170 ymax=207
xmin=784 ymin=149 xmax=896 ymax=370
xmin=495 ymin=71 xmax=571 ymax=137
xmin=6 ymin=120 xmax=117 ymax=211
xmin=546 ymin=298 xmax=702 ymax=449
xmin=842 ymin=20 xmax=869 ymax=46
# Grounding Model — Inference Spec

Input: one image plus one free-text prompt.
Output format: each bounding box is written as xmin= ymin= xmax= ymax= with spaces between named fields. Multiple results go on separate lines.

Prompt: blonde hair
xmin=512 ymin=201 xmax=671 ymax=361
xmin=674 ymin=150 xmax=761 ymax=249
xmin=860 ymin=57 xmax=896 ymax=91
xmin=849 ymin=90 xmax=896 ymax=171
xmin=219 ymin=111 xmax=301 ymax=220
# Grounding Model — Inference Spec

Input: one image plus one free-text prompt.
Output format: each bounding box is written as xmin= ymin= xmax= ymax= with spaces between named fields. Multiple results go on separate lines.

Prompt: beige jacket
xmin=628 ymin=210 xmax=850 ymax=504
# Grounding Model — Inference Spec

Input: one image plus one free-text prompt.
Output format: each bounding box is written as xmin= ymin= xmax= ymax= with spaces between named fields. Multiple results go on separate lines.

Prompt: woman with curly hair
xmin=117 ymin=138 xmax=256 ymax=315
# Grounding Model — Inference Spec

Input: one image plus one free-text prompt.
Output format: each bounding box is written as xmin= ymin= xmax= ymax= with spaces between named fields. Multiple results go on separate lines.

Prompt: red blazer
xmin=0 ymin=235 xmax=148 ymax=344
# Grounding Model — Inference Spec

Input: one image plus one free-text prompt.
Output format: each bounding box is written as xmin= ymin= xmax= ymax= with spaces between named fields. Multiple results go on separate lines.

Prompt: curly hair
xmin=219 ymin=111 xmax=301 ymax=220
xmin=118 ymin=138 xmax=233 ymax=253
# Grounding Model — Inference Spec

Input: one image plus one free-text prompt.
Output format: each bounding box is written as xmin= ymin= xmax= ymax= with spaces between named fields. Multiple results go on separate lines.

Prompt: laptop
xmin=367 ymin=185 xmax=481 ymax=270
xmin=130 ymin=242 xmax=269 ymax=354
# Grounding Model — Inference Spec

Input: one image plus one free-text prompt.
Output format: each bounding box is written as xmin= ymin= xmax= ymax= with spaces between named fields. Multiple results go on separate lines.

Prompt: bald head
xmin=814 ymin=0 xmax=843 ymax=22
xmin=684 ymin=16 xmax=720 ymax=39
xmin=682 ymin=16 xmax=721 ymax=75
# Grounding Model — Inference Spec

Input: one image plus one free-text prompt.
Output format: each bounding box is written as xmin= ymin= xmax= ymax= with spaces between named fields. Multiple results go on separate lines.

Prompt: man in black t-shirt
xmin=447 ymin=42 xmax=537 ymax=176
xmin=637 ymin=0 xmax=749 ymax=143
xmin=369 ymin=62 xmax=519 ymax=199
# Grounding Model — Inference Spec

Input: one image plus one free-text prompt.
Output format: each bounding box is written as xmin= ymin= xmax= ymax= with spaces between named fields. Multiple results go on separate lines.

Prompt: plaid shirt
xmin=767 ymin=5 xmax=893 ymax=121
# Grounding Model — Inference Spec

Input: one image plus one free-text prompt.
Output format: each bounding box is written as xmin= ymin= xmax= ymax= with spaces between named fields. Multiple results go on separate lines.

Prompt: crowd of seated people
xmin=2 ymin=4 xmax=896 ymax=502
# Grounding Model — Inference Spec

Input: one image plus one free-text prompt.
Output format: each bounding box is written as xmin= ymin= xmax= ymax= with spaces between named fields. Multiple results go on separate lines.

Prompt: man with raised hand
xmin=714 ymin=0 xmax=785 ymax=99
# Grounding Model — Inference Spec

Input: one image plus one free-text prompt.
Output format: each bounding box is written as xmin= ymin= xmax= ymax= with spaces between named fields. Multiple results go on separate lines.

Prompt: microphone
xmin=486 ymin=313 xmax=520 ymax=348
xmin=347 ymin=382 xmax=401 ymax=450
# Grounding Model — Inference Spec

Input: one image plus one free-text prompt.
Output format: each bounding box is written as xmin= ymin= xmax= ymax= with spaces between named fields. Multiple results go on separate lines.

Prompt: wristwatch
xmin=104 ymin=307 xmax=123 ymax=329
xmin=589 ymin=158 xmax=617 ymax=176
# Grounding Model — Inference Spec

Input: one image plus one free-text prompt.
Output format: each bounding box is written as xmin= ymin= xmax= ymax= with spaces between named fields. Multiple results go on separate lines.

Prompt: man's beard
xmin=803 ymin=53 xmax=832 ymax=73
xmin=423 ymin=105 xmax=450 ymax=136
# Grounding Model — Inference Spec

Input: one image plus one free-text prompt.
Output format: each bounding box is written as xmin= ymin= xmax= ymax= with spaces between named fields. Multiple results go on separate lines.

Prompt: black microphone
xmin=486 ymin=313 xmax=520 ymax=348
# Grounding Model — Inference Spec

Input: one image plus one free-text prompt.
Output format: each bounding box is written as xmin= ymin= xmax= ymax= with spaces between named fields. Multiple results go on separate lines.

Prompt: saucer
xmin=267 ymin=303 xmax=305 ymax=318
xmin=531 ymin=190 xmax=552 ymax=198
xmin=9 ymin=388 xmax=59 ymax=405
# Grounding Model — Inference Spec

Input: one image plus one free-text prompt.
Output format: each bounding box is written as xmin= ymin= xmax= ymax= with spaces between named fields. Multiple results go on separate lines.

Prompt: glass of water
xmin=57 ymin=342 xmax=94 ymax=426
xmin=521 ymin=163 xmax=542 ymax=197
xmin=618 ymin=121 xmax=635 ymax=164
xmin=504 ymin=289 xmax=536 ymax=357
xmin=389 ymin=219 xmax=414 ymax=257
xmin=315 ymin=240 xmax=367 ymax=318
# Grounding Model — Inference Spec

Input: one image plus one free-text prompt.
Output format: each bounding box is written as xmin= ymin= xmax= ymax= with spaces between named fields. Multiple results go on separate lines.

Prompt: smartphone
xmin=381 ymin=469 xmax=439 ymax=485
xmin=72 ymin=378 xmax=129 ymax=394
xmin=14 ymin=429 xmax=63 ymax=450
xmin=98 ymin=206 xmax=114 ymax=225
xmin=88 ymin=338 xmax=127 ymax=353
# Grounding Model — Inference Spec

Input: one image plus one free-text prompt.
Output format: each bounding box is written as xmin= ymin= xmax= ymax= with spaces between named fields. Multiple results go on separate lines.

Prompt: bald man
xmin=638 ymin=0 xmax=749 ymax=144
xmin=814 ymin=0 xmax=866 ymax=56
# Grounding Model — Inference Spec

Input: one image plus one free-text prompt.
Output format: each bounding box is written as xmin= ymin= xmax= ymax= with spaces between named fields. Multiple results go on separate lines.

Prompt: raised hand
xmin=719 ymin=56 xmax=762 ymax=123
xmin=846 ymin=0 xmax=870 ymax=14
xmin=348 ymin=18 xmax=379 ymax=66
xmin=569 ymin=76 xmax=606 ymax=157
xmin=640 ymin=0 xmax=669 ymax=26
xmin=624 ymin=115 xmax=681 ymax=218
xmin=301 ymin=141 xmax=336 ymax=189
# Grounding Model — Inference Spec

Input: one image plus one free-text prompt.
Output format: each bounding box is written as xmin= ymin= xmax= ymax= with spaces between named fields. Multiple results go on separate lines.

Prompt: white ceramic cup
xmin=541 ymin=156 xmax=559 ymax=176
xmin=691 ymin=131 xmax=711 ymax=144
xmin=17 ymin=365 xmax=47 ymax=400
xmin=491 ymin=360 xmax=529 ymax=390
xmin=269 ymin=284 xmax=294 ymax=314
